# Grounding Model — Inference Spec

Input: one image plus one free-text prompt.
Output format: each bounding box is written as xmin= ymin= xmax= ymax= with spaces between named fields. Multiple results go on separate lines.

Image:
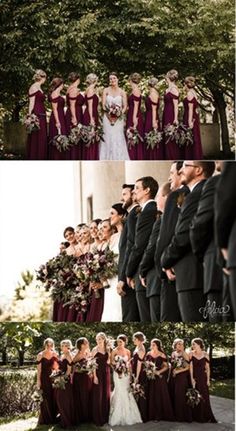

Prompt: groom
xmin=126 ymin=176 xmax=158 ymax=321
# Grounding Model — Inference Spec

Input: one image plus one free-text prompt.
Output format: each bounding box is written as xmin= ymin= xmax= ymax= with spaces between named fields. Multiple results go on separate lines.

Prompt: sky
xmin=0 ymin=161 xmax=75 ymax=301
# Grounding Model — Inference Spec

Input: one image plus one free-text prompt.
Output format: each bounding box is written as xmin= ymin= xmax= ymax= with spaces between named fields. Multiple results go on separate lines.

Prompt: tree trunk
xmin=18 ymin=349 xmax=25 ymax=367
xmin=11 ymin=100 xmax=27 ymax=123
xmin=2 ymin=349 xmax=8 ymax=365
xmin=210 ymin=88 xmax=231 ymax=157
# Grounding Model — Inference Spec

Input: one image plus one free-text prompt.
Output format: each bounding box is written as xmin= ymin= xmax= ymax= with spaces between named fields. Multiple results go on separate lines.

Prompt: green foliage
xmin=209 ymin=378 xmax=235 ymax=400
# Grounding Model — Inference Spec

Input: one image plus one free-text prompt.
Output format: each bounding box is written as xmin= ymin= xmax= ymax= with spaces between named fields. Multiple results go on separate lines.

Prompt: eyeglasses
xmin=183 ymin=163 xmax=199 ymax=169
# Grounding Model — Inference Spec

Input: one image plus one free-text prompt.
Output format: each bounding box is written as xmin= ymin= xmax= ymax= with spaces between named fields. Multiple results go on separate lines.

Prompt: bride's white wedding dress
xmin=109 ymin=355 xmax=143 ymax=426
xmin=100 ymin=94 xmax=130 ymax=160
xmin=101 ymin=233 xmax=122 ymax=322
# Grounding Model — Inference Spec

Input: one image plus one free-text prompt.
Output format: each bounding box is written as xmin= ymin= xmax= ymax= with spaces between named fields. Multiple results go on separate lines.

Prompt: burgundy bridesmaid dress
xmin=48 ymin=95 xmax=68 ymax=160
xmin=82 ymin=94 xmax=99 ymax=160
xmin=53 ymin=300 xmax=69 ymax=323
xmin=66 ymin=92 xmax=84 ymax=160
xmin=162 ymin=91 xmax=181 ymax=160
xmin=55 ymin=358 xmax=75 ymax=427
xmin=144 ymin=96 xmax=164 ymax=160
xmin=38 ymin=356 xmax=58 ymax=425
xmin=73 ymin=358 xmax=93 ymax=424
xmin=86 ymin=289 xmax=104 ymax=322
xmin=191 ymin=356 xmax=217 ymax=423
xmin=146 ymin=354 xmax=175 ymax=422
xmin=169 ymin=355 xmax=192 ymax=422
xmin=183 ymin=96 xmax=203 ymax=159
xmin=131 ymin=351 xmax=148 ymax=422
xmin=27 ymin=90 xmax=48 ymax=160
xmin=127 ymin=94 xmax=144 ymax=160
xmin=91 ymin=351 xmax=110 ymax=426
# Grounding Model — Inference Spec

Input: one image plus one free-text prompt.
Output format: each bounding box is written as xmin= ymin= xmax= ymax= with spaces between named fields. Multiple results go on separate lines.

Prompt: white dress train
xmin=109 ymin=355 xmax=143 ymax=426
xmin=99 ymin=95 xmax=130 ymax=160
xmin=101 ymin=233 xmax=122 ymax=322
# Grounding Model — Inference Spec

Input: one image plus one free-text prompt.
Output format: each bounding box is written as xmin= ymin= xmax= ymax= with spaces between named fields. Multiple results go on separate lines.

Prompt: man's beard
xmin=122 ymin=197 xmax=133 ymax=209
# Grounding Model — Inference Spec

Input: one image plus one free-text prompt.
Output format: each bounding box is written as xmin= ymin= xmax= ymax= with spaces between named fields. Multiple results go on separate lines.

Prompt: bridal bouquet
xmin=50 ymin=370 xmax=70 ymax=390
xmin=164 ymin=123 xmax=193 ymax=147
xmin=126 ymin=127 xmax=143 ymax=148
xmin=143 ymin=360 xmax=162 ymax=380
xmin=74 ymin=358 xmax=98 ymax=376
xmin=106 ymin=103 xmax=123 ymax=125
xmin=51 ymin=134 xmax=71 ymax=152
xmin=186 ymin=388 xmax=202 ymax=407
xmin=145 ymin=129 xmax=163 ymax=150
xmin=113 ymin=355 xmax=129 ymax=378
xmin=23 ymin=113 xmax=40 ymax=133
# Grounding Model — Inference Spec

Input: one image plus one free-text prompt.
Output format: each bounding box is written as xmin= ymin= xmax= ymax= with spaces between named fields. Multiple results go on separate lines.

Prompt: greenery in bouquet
xmin=80 ymin=124 xmax=104 ymax=147
xmin=74 ymin=357 xmax=98 ymax=376
xmin=129 ymin=375 xmax=146 ymax=401
xmin=51 ymin=134 xmax=71 ymax=152
xmin=186 ymin=387 xmax=202 ymax=407
xmin=164 ymin=123 xmax=193 ymax=147
xmin=31 ymin=388 xmax=43 ymax=404
xmin=68 ymin=123 xmax=83 ymax=145
xmin=126 ymin=127 xmax=143 ymax=148
xmin=145 ymin=129 xmax=163 ymax=150
xmin=113 ymin=355 xmax=129 ymax=378
xmin=23 ymin=113 xmax=40 ymax=134
xmin=143 ymin=359 xmax=162 ymax=380
xmin=172 ymin=356 xmax=188 ymax=370
xmin=50 ymin=370 xmax=69 ymax=390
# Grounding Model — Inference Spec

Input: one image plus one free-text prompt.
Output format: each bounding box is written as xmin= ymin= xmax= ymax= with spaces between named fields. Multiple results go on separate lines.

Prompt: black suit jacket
xmin=215 ymin=162 xmax=236 ymax=268
xmin=161 ymin=180 xmax=206 ymax=270
xmin=126 ymin=201 xmax=157 ymax=279
xmin=120 ymin=205 xmax=140 ymax=282
xmin=118 ymin=219 xmax=128 ymax=281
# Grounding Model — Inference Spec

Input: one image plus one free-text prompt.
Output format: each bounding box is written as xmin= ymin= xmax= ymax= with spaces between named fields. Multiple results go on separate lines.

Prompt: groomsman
xmin=215 ymin=162 xmax=236 ymax=320
xmin=126 ymin=176 xmax=158 ymax=321
xmin=117 ymin=184 xmax=140 ymax=321
xmin=154 ymin=161 xmax=187 ymax=321
xmin=139 ymin=182 xmax=171 ymax=322
xmin=190 ymin=162 xmax=224 ymax=322
xmin=161 ymin=161 xmax=215 ymax=322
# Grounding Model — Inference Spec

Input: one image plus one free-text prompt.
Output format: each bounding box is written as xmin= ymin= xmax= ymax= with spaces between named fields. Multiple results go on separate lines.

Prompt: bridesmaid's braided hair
xmin=148 ymin=77 xmax=158 ymax=88
xmin=68 ymin=72 xmax=80 ymax=83
xmin=166 ymin=69 xmax=178 ymax=82
xmin=86 ymin=73 xmax=98 ymax=85
xmin=49 ymin=77 xmax=64 ymax=94
xmin=129 ymin=72 xmax=141 ymax=84
xmin=184 ymin=76 xmax=196 ymax=88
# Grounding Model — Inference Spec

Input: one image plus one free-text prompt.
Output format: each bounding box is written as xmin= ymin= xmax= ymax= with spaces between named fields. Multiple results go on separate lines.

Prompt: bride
xmin=109 ymin=334 xmax=143 ymax=426
xmin=100 ymin=72 xmax=130 ymax=160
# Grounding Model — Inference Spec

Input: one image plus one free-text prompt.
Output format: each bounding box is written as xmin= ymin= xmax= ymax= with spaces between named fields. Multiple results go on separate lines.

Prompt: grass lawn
xmin=209 ymin=378 xmax=234 ymax=400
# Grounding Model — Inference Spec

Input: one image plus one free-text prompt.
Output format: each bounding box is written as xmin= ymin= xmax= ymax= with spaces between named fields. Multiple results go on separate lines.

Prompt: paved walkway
xmin=0 ymin=396 xmax=234 ymax=431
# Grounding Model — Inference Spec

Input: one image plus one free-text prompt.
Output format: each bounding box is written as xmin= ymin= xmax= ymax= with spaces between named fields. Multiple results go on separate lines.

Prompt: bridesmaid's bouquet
xmin=145 ymin=129 xmax=163 ymax=150
xmin=50 ymin=370 xmax=69 ymax=390
xmin=68 ymin=123 xmax=83 ymax=145
xmin=51 ymin=134 xmax=70 ymax=152
xmin=80 ymin=124 xmax=104 ymax=147
xmin=172 ymin=356 xmax=188 ymax=370
xmin=106 ymin=103 xmax=123 ymax=125
xmin=129 ymin=376 xmax=146 ymax=401
xmin=23 ymin=113 xmax=40 ymax=133
xmin=164 ymin=123 xmax=193 ymax=147
xmin=186 ymin=388 xmax=202 ymax=407
xmin=126 ymin=127 xmax=143 ymax=148
xmin=113 ymin=355 xmax=129 ymax=378
xmin=31 ymin=388 xmax=43 ymax=404
xmin=143 ymin=360 xmax=162 ymax=380
xmin=74 ymin=358 xmax=98 ymax=376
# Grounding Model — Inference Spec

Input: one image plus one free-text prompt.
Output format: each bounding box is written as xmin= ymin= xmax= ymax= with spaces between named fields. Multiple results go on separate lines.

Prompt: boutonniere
xmin=177 ymin=192 xmax=187 ymax=208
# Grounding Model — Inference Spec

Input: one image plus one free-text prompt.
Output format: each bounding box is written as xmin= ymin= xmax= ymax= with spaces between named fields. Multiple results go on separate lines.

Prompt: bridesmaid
xmin=48 ymin=77 xmax=68 ymax=160
xmin=75 ymin=225 xmax=92 ymax=257
xmin=53 ymin=226 xmax=78 ymax=322
xmin=183 ymin=76 xmax=203 ymax=159
xmin=190 ymin=338 xmax=217 ymax=423
xmin=73 ymin=337 xmax=93 ymax=424
xmin=55 ymin=340 xmax=75 ymax=428
xmin=131 ymin=332 xmax=147 ymax=422
xmin=27 ymin=69 xmax=48 ymax=160
xmin=86 ymin=220 xmax=113 ymax=322
xmin=89 ymin=218 xmax=102 ymax=252
xmin=146 ymin=338 xmax=175 ymax=422
xmin=162 ymin=69 xmax=181 ymax=160
xmin=169 ymin=338 xmax=192 ymax=422
xmin=36 ymin=338 xmax=58 ymax=425
xmin=65 ymin=72 xmax=84 ymax=160
xmin=126 ymin=73 xmax=144 ymax=160
xmin=91 ymin=332 xmax=111 ymax=426
xmin=82 ymin=73 xmax=99 ymax=161
xmin=144 ymin=77 xmax=164 ymax=160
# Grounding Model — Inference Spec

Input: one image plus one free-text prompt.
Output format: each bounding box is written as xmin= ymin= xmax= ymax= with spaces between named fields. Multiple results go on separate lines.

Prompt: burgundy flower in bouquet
xmin=106 ymin=103 xmax=123 ymax=126
xmin=126 ymin=127 xmax=143 ymax=149
xmin=113 ymin=355 xmax=129 ymax=378
xmin=23 ymin=113 xmax=40 ymax=133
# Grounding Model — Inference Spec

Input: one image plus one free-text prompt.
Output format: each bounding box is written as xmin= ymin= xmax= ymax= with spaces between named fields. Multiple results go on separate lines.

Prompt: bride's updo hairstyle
xmin=33 ymin=69 xmax=46 ymax=81
xmin=68 ymin=72 xmax=80 ymax=83
xmin=129 ymin=72 xmax=141 ymax=84
xmin=151 ymin=338 xmax=165 ymax=353
xmin=166 ymin=69 xmax=178 ymax=82
xmin=49 ymin=77 xmax=64 ymax=94
xmin=111 ymin=203 xmax=127 ymax=216
xmin=76 ymin=337 xmax=88 ymax=351
xmin=86 ymin=73 xmax=98 ymax=85
xmin=117 ymin=334 xmax=128 ymax=344
xmin=184 ymin=76 xmax=196 ymax=89
xmin=133 ymin=332 xmax=146 ymax=343
xmin=191 ymin=338 xmax=205 ymax=350
xmin=148 ymin=77 xmax=158 ymax=89
xmin=61 ymin=339 xmax=73 ymax=351
xmin=172 ymin=338 xmax=184 ymax=350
